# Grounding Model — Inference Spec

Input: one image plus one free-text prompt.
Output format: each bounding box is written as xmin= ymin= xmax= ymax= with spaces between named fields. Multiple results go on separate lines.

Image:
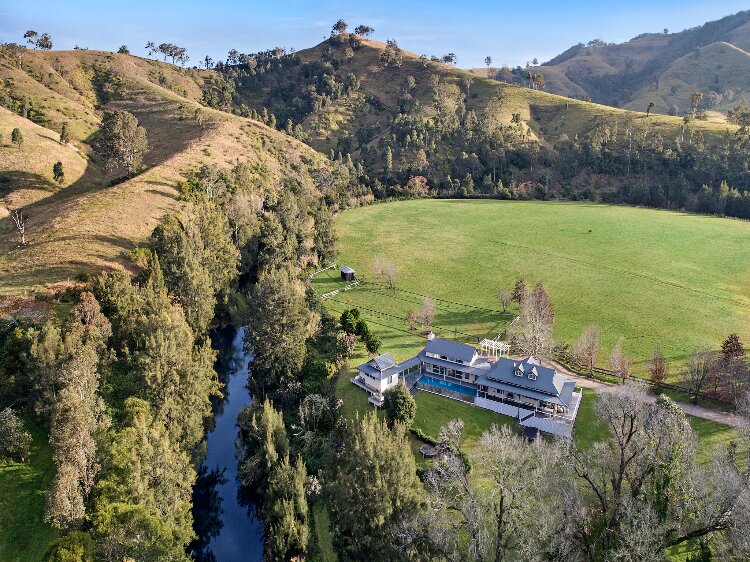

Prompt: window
xmin=528 ymin=372 xmax=537 ymax=380
xmin=514 ymin=368 xmax=523 ymax=377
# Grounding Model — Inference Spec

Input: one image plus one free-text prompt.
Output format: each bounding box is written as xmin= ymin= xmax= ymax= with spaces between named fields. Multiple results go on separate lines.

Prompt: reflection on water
xmin=191 ymin=326 xmax=264 ymax=561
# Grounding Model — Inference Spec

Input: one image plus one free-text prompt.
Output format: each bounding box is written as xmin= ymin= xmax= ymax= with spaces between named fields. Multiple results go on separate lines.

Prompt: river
xmin=191 ymin=326 xmax=265 ymax=561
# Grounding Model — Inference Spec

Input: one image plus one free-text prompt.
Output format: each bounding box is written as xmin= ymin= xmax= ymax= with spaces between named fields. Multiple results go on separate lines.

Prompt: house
xmin=418 ymin=335 xmax=493 ymax=383
xmin=353 ymin=353 xmax=421 ymax=406
xmin=340 ymin=266 xmax=355 ymax=281
xmin=351 ymin=334 xmax=582 ymax=436
xmin=475 ymin=356 xmax=578 ymax=415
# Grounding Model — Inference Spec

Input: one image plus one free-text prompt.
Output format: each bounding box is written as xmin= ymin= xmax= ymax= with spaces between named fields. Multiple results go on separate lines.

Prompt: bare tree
xmin=572 ymin=324 xmax=600 ymax=374
xmin=372 ymin=255 xmax=397 ymax=289
xmin=649 ymin=349 xmax=667 ymax=387
xmin=507 ymin=283 xmax=554 ymax=358
xmin=416 ymin=297 xmax=436 ymax=331
xmin=497 ymin=289 xmax=511 ymax=314
xmin=10 ymin=209 xmax=27 ymax=246
xmin=682 ymin=349 xmax=715 ymax=404
xmin=608 ymin=337 xmax=632 ymax=382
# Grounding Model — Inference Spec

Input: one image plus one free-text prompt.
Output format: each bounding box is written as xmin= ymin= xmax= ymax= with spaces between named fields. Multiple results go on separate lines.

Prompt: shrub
xmin=0 ymin=408 xmax=32 ymax=462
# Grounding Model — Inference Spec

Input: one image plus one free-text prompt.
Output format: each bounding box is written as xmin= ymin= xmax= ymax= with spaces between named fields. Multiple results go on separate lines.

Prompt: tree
xmin=53 ymin=161 xmax=65 ymax=184
xmin=385 ymin=146 xmax=393 ymax=175
xmin=690 ymin=92 xmax=704 ymax=117
xmin=43 ymin=531 xmax=95 ymax=561
xmin=203 ymin=55 xmax=213 ymax=69
xmin=718 ymin=333 xmax=746 ymax=402
xmin=331 ymin=19 xmax=348 ymax=36
xmin=36 ymin=33 xmax=53 ymax=50
xmin=92 ymin=110 xmax=148 ymax=174
xmin=484 ymin=55 xmax=492 ymax=69
xmin=572 ymin=324 xmax=600 ymax=373
xmin=24 ymin=30 xmax=38 ymax=47
xmin=354 ymin=25 xmax=374 ymax=37
xmin=383 ymin=382 xmax=416 ymax=427
xmin=511 ymin=277 xmax=527 ymax=303
xmin=59 ymin=123 xmax=70 ymax=143
xmin=328 ymin=412 xmax=422 ymax=560
xmin=566 ymin=386 xmax=744 ymax=558
xmin=117 ymin=45 xmax=130 ymax=55
xmin=151 ymin=200 xmax=239 ymax=334
xmin=372 ymin=255 xmax=397 ymax=289
xmin=10 ymin=209 xmax=27 ymax=246
xmin=145 ymin=41 xmax=157 ymax=57
xmin=507 ymin=283 xmax=554 ymax=357
xmin=0 ymin=408 xmax=31 ymax=462
xmin=649 ymin=349 xmax=667 ymax=387
xmin=90 ymin=397 xmax=195 ymax=561
xmin=415 ymin=296 xmax=436 ymax=331
xmin=442 ymin=53 xmax=457 ymax=65
xmin=682 ymin=349 xmax=715 ymax=404
xmin=413 ymin=423 xmax=567 ymax=560
xmin=237 ymin=398 xmax=289 ymax=497
xmin=646 ymin=101 xmax=655 ymax=117
xmin=497 ymin=289 xmax=511 ymax=314
xmin=364 ymin=332 xmax=381 ymax=355
xmin=245 ymin=267 xmax=312 ymax=396
xmin=11 ymin=127 xmax=23 ymax=146
xmin=43 ymin=308 xmax=110 ymax=530
xmin=608 ymin=337 xmax=631 ymax=381
xmin=267 ymin=454 xmax=310 ymax=561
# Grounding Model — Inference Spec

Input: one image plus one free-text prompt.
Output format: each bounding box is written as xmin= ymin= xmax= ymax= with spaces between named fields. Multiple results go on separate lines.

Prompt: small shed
xmin=340 ymin=266 xmax=356 ymax=281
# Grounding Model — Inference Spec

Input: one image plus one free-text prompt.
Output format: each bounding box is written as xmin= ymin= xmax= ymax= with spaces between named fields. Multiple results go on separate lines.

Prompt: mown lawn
xmin=332 ymin=199 xmax=750 ymax=376
xmin=0 ymin=419 xmax=58 ymax=562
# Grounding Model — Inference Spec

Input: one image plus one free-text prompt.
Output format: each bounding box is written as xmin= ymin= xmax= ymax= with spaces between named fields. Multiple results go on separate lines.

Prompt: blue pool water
xmin=419 ymin=375 xmax=477 ymax=397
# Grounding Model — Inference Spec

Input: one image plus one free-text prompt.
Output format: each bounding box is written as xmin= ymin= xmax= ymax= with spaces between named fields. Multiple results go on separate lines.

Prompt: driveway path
xmin=544 ymin=359 xmax=742 ymax=428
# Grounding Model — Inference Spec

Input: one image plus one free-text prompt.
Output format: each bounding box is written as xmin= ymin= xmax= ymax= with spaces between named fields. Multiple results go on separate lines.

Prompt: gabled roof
xmin=340 ymin=266 xmax=355 ymax=274
xmin=483 ymin=356 xmax=572 ymax=400
xmin=424 ymin=337 xmax=477 ymax=363
xmin=356 ymin=353 xmax=416 ymax=381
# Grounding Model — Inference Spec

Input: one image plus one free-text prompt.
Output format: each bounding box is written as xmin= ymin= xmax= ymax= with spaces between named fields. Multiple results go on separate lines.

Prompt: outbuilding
xmin=340 ymin=266 xmax=356 ymax=281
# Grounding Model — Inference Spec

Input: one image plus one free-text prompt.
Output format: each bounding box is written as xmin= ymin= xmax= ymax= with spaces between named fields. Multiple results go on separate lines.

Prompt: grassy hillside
xmin=0 ymin=48 xmax=330 ymax=296
xmin=522 ymin=10 xmax=750 ymax=114
xmin=327 ymin=199 xmax=750 ymax=373
xmin=230 ymin=37 xmax=734 ymax=166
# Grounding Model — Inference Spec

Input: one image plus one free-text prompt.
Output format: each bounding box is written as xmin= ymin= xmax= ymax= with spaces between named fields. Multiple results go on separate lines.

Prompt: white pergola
xmin=479 ymin=336 xmax=510 ymax=358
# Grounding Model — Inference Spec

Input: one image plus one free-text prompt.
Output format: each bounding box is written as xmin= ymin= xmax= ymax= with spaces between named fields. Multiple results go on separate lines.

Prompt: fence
xmin=554 ymin=351 xmax=730 ymax=407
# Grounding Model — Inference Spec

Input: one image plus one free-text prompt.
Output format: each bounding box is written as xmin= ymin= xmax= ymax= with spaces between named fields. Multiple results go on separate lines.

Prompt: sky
xmin=1 ymin=1 xmax=748 ymax=68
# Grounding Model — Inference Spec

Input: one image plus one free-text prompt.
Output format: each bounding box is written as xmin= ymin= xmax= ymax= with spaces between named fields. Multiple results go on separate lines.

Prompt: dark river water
xmin=191 ymin=326 xmax=264 ymax=561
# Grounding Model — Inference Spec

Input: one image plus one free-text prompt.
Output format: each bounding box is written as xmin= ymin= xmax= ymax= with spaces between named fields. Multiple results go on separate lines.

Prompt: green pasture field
xmin=324 ymin=199 xmax=750 ymax=375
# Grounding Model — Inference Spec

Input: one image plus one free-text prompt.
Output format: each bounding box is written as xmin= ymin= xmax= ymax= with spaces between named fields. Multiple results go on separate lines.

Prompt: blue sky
xmin=1 ymin=1 xmax=748 ymax=68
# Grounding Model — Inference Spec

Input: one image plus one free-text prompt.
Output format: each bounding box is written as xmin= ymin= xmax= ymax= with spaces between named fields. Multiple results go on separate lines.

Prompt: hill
xmin=217 ymin=34 xmax=748 ymax=218
xmin=0 ymin=47 xmax=331 ymax=296
xmin=231 ymin=36 xmax=732 ymax=157
xmin=512 ymin=10 xmax=750 ymax=115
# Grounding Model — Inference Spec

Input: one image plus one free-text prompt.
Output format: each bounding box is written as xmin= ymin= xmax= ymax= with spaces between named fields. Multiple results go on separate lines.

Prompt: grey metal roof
xmin=475 ymin=375 xmax=573 ymax=407
xmin=371 ymin=353 xmax=397 ymax=371
xmin=485 ymin=357 xmax=570 ymax=398
xmin=356 ymin=353 xmax=418 ymax=381
xmin=340 ymin=266 xmax=355 ymax=274
xmin=424 ymin=337 xmax=478 ymax=363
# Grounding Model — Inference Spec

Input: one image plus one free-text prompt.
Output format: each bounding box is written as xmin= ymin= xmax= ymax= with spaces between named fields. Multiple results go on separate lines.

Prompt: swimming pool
xmin=418 ymin=375 xmax=477 ymax=397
